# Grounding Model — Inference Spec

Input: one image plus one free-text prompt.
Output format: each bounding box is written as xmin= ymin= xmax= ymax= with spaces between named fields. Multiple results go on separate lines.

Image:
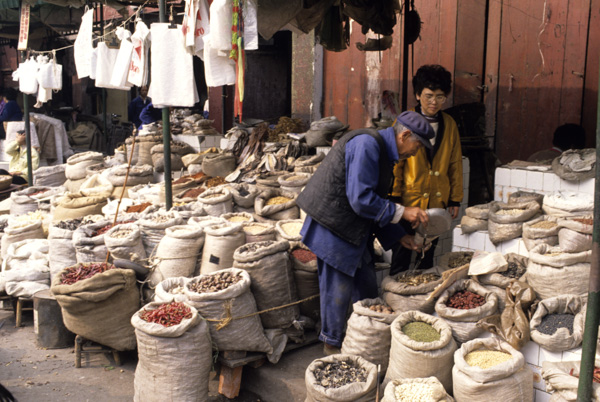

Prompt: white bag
xmin=17 ymin=58 xmax=40 ymax=95
xmin=105 ymin=223 xmax=146 ymax=263
xmin=110 ymin=28 xmax=134 ymax=89
xmin=74 ymin=9 xmax=94 ymax=79
xmin=38 ymin=58 xmax=62 ymax=90
xmin=128 ymin=21 xmax=150 ymax=87
xmin=200 ymin=222 xmax=245 ymax=274
xmin=48 ymin=224 xmax=78 ymax=279
xmin=95 ymin=42 xmax=119 ymax=89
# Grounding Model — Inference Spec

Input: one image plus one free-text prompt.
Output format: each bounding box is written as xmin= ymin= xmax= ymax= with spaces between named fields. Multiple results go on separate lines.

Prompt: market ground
xmin=0 ymin=304 xmax=318 ymax=401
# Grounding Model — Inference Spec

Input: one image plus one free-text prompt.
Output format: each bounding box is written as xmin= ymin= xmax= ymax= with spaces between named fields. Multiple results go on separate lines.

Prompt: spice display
xmin=500 ymin=261 xmax=526 ymax=279
xmin=173 ymin=176 xmax=194 ymax=185
xmin=243 ymin=224 xmax=271 ymax=235
xmin=181 ymin=187 xmax=205 ymax=199
xmin=60 ymin=262 xmax=115 ymax=285
xmin=11 ymin=210 xmax=48 ymax=226
xmin=150 ymin=214 xmax=174 ymax=223
xmin=281 ymin=221 xmax=303 ymax=237
xmin=573 ymin=218 xmax=593 ymax=225
xmin=227 ymin=215 xmax=251 ymax=222
xmin=530 ymin=220 xmax=558 ymax=229
xmin=168 ymin=286 xmax=186 ymax=295
xmin=29 ymin=189 xmax=49 ymax=197
xmin=396 ymin=272 xmax=440 ymax=286
xmin=464 ymin=350 xmax=513 ymax=369
xmin=394 ymin=383 xmax=436 ymax=401
xmin=109 ymin=228 xmax=134 ymax=239
xmin=92 ymin=220 xmax=135 ymax=237
xmin=266 ymin=196 xmax=292 ymax=206
xmin=447 ymin=290 xmax=486 ymax=310
xmin=313 ymin=361 xmax=367 ymax=389
xmin=368 ymin=304 xmax=394 ymax=314
xmin=569 ymin=367 xmax=600 ymax=383
xmin=536 ymin=313 xmax=575 ymax=335
xmin=205 ymin=176 xmax=226 ymax=188
xmin=495 ymin=209 xmax=524 ymax=216
xmin=139 ymin=302 xmax=192 ymax=327
xmin=187 ymin=271 xmax=242 ymax=293
xmin=126 ymin=202 xmax=152 ymax=213
xmin=291 ymin=248 xmax=317 ymax=263
xmin=448 ymin=252 xmax=473 ymax=268
xmin=401 ymin=322 xmax=441 ymax=342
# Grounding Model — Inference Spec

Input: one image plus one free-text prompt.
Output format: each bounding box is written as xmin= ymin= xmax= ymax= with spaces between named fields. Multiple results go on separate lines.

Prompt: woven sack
xmin=255 ymin=189 xmax=299 ymax=220
xmin=106 ymin=164 xmax=153 ymax=187
xmin=228 ymin=183 xmax=260 ymax=208
xmin=52 ymin=193 xmax=107 ymax=222
xmin=105 ymin=223 xmax=146 ymax=263
xmin=200 ymin=222 xmax=245 ymax=274
xmin=242 ymin=222 xmax=277 ymax=243
xmin=65 ymin=151 xmax=104 ymax=180
xmin=197 ymin=187 xmax=233 ymax=216
xmin=153 ymin=277 xmax=190 ymax=303
xmin=382 ymin=267 xmax=444 ymax=314
xmin=48 ymin=224 xmax=78 ymax=279
xmin=34 ymin=164 xmax=66 ymax=187
xmin=530 ymin=295 xmax=585 ymax=352
xmin=542 ymin=360 xmax=600 ymax=401
xmin=1 ymin=221 xmax=45 ymax=259
xmin=201 ymin=153 xmax=236 ymax=178
xmin=382 ymin=377 xmax=454 ymax=402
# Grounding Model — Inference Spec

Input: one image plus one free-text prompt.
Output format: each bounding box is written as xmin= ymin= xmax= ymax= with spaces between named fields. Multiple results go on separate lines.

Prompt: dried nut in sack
xmin=464 ymin=350 xmax=513 ymax=369
xmin=168 ymin=286 xmax=186 ymax=295
xmin=396 ymin=272 xmax=440 ymax=286
xmin=536 ymin=313 xmax=575 ymax=335
xmin=92 ymin=220 xmax=135 ymax=237
xmin=573 ymin=218 xmax=593 ymax=225
xmin=187 ymin=271 xmax=242 ymax=293
xmin=291 ymin=248 xmax=316 ymax=263
xmin=530 ymin=220 xmax=558 ymax=229
xmin=500 ymin=261 xmax=526 ymax=279
xmin=281 ymin=221 xmax=303 ymax=237
xmin=394 ymin=383 xmax=436 ymax=401
xmin=368 ymin=304 xmax=394 ymax=314
xmin=266 ymin=196 xmax=292 ymax=206
xmin=313 ymin=361 xmax=367 ymax=389
xmin=448 ymin=252 xmax=473 ymax=268
xmin=401 ymin=321 xmax=441 ymax=342
xmin=55 ymin=218 xmax=84 ymax=231
xmin=447 ymin=290 xmax=486 ymax=310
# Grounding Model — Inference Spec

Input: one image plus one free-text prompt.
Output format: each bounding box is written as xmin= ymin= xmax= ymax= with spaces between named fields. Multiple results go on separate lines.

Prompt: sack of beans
xmin=382 ymin=268 xmax=444 ymax=314
xmin=290 ymin=247 xmax=319 ymax=320
xmin=148 ymin=225 xmax=204 ymax=287
xmin=233 ymin=240 xmax=300 ymax=329
xmin=543 ymin=191 xmax=594 ymax=217
xmin=48 ymin=219 xmax=84 ymax=279
xmin=434 ymin=279 xmax=499 ymax=344
xmin=197 ymin=187 xmax=233 ymax=216
xmin=72 ymin=219 xmax=116 ymax=263
xmin=1 ymin=220 xmax=45 ymax=260
xmin=228 ymin=183 xmax=260 ymax=209
xmin=201 ymin=152 xmax=236 ymax=178
xmin=221 ymin=212 xmax=254 ymax=224
xmin=385 ymin=311 xmax=457 ymax=393
xmin=275 ymin=219 xmax=303 ymax=249
xmin=508 ymin=190 xmax=544 ymax=207
xmin=51 ymin=264 xmax=139 ymax=351
xmin=10 ymin=187 xmax=49 ymax=215
xmin=131 ymin=301 xmax=212 ymax=402
xmin=139 ymin=211 xmax=184 ymax=257
xmin=305 ymin=354 xmax=378 ymax=402
xmin=382 ymin=377 xmax=453 ymax=402
xmin=487 ymin=201 xmax=540 ymax=244
xmin=541 ymin=360 xmax=600 ymax=401
xmin=34 ymin=164 xmax=67 ymax=187
xmin=106 ymin=164 xmax=154 ymax=188
xmin=522 ymin=215 xmax=560 ymax=251
xmin=105 ymin=223 xmax=146 ymax=264
xmin=478 ymin=253 xmax=528 ymax=289
xmin=255 ymin=189 xmax=299 ymax=221
xmin=200 ymin=222 xmax=245 ymax=274
xmin=65 ymin=151 xmax=104 ymax=180
xmin=277 ymin=173 xmax=311 ymax=194
xmin=154 ymin=277 xmax=189 ymax=303
xmin=530 ymin=295 xmax=585 ymax=353
xmin=526 ymin=244 xmax=591 ymax=299
xmin=52 ymin=193 xmax=108 ymax=222
xmin=133 ymin=134 xmax=162 ymax=166
xmin=102 ymin=199 xmax=137 ymax=220
xmin=461 ymin=203 xmax=491 ymax=234
xmin=452 ymin=338 xmax=533 ymax=402
xmin=242 ymin=222 xmax=276 ymax=243
xmin=341 ymin=298 xmax=398 ymax=374
xmin=184 ymin=268 xmax=273 ymax=353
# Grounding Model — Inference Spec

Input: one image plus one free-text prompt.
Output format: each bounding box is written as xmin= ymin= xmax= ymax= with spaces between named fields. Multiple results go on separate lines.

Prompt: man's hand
xmin=16 ymin=133 xmax=26 ymax=146
xmin=9 ymin=171 xmax=21 ymax=176
xmin=448 ymin=206 xmax=460 ymax=219
xmin=399 ymin=234 xmax=423 ymax=251
xmin=402 ymin=206 xmax=429 ymax=229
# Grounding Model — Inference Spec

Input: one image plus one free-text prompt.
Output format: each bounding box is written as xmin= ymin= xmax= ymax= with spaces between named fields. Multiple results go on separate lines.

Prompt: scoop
xmin=415 ymin=208 xmax=453 ymax=237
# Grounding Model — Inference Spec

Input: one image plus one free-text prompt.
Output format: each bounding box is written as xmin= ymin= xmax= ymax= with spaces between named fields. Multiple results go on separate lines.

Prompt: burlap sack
xmin=48 ymin=224 xmax=78 ymax=279
xmin=242 ymin=222 xmax=277 ymax=243
xmin=197 ymin=187 xmax=233 ymax=216
xmin=452 ymin=338 xmax=533 ymax=402
xmin=460 ymin=215 xmax=487 ymax=234
xmin=34 ymin=164 xmax=66 ymax=187
xmin=305 ymin=354 xmax=377 ymax=402
xmin=10 ymin=187 xmax=48 ymax=215
xmin=275 ymin=219 xmax=303 ymax=249
xmin=530 ymin=295 xmax=585 ymax=352
xmin=200 ymin=222 xmax=245 ymax=274
xmin=139 ymin=211 xmax=184 ymax=257
xmin=64 ymin=178 xmax=86 ymax=193
xmin=53 ymin=193 xmax=107 ymax=223
xmin=341 ymin=298 xmax=398 ymax=374
xmin=104 ymin=223 xmax=146 ymax=263
xmin=487 ymin=201 xmax=540 ymax=244
xmin=277 ymin=173 xmax=311 ymax=194
xmin=508 ymin=190 xmax=544 ymax=206
xmin=188 ymin=215 xmax=227 ymax=229
xmin=72 ymin=220 xmax=112 ymax=263
xmin=542 ymin=360 xmax=600 ymax=401
xmin=1 ymin=221 xmax=45 ymax=259
xmin=290 ymin=247 xmax=319 ymax=320
xmin=221 ymin=212 xmax=254 ymax=224
xmin=233 ymin=240 xmax=299 ymax=329
xmin=201 ymin=153 xmax=236 ymax=178
xmin=228 ymin=183 xmax=260 ymax=209
xmin=551 ymin=148 xmax=596 ymax=182
xmin=478 ymin=253 xmax=528 ymax=289
xmin=557 ymin=216 xmax=593 ymax=235
xmin=382 ymin=268 xmax=444 ymax=314
xmin=51 ymin=266 xmax=139 ymax=351
xmin=465 ymin=203 xmax=491 ymax=220
xmin=106 ymin=164 xmax=154 ymax=187
xmin=435 ymin=279 xmax=499 ymax=344
xmin=382 ymin=377 xmax=454 ymax=402
xmin=79 ymin=174 xmax=113 ymax=198
xmin=134 ymin=135 xmax=162 ymax=166
xmin=132 ymin=302 xmax=212 ymax=402
xmin=255 ymin=189 xmax=299 ymax=220
xmin=183 ymin=268 xmax=272 ymax=353
xmin=65 ymin=151 xmax=104 ymax=180
xmin=153 ymin=277 xmax=189 ymax=303
xmin=255 ymin=171 xmax=286 ymax=191
xmin=558 ymin=228 xmax=592 ymax=253
xmin=543 ymin=191 xmax=594 ymax=217
xmin=385 ymin=311 xmax=457 ymax=393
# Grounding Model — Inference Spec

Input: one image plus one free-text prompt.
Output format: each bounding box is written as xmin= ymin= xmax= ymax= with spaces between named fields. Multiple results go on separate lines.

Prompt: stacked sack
xmin=460 ymin=203 xmax=491 ymax=234
xmin=487 ymin=201 xmax=540 ymax=244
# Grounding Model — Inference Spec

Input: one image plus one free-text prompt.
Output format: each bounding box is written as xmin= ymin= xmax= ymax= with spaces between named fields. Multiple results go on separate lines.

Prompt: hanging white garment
xmin=74 ymin=8 xmax=95 ymax=79
xmin=89 ymin=47 xmax=98 ymax=80
xmin=203 ymin=33 xmax=235 ymax=87
xmin=128 ymin=21 xmax=150 ymax=87
xmin=95 ymin=42 xmax=119 ymax=88
xmin=182 ymin=0 xmax=198 ymax=49
xmin=245 ymin=0 xmax=259 ymax=51
xmin=110 ymin=27 xmax=134 ymax=89
xmin=35 ymin=86 xmax=52 ymax=108
xmin=195 ymin=0 xmax=210 ymax=55
xmin=148 ymin=23 xmax=199 ymax=107
xmin=14 ymin=58 xmax=39 ymax=95
xmin=210 ymin=0 xmax=233 ymax=53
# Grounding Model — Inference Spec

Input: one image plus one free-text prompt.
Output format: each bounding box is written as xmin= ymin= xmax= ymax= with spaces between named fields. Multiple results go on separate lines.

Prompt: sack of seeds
xmin=305 ymin=354 xmax=378 ymax=402
xmin=105 ymin=223 xmax=146 ymax=264
xmin=341 ymin=298 xmax=398 ymax=374
xmin=526 ymin=244 xmax=591 ymax=299
xmin=382 ymin=377 xmax=454 ymax=402
xmin=139 ymin=211 xmax=184 ymax=257
xmin=439 ymin=251 xmax=474 ymax=270
xmin=465 ymin=203 xmax=492 ymax=220
xmin=487 ymin=201 xmax=540 ymax=244
xmin=197 ymin=187 xmax=233 ymax=217
xmin=200 ymin=222 xmax=246 ymax=274
xmin=452 ymin=338 xmax=533 ymax=402
xmin=233 ymin=240 xmax=300 ymax=329
xmin=227 ymin=183 xmax=260 ymax=209
xmin=132 ymin=302 xmax=212 ymax=402
xmin=385 ymin=311 xmax=457 ymax=393
xmin=154 ymin=277 xmax=190 ymax=303
xmin=183 ymin=268 xmax=273 ymax=353
xmin=508 ymin=190 xmax=544 ymax=207
xmin=242 ymin=222 xmax=276 ymax=243
xmin=558 ymin=227 xmax=593 ymax=253
xmin=382 ymin=268 xmax=444 ymax=314
xmin=275 ymin=219 xmax=303 ymax=249
xmin=255 ymin=189 xmax=299 ymax=221
xmin=557 ymin=216 xmax=593 ymax=235
xmin=65 ymin=151 xmax=104 ymax=180
xmin=290 ymin=247 xmax=320 ymax=320
xmin=277 ymin=173 xmax=311 ymax=194
xmin=478 ymin=253 xmax=528 ymax=289
xmin=435 ymin=279 xmax=499 ymax=344
xmin=521 ymin=215 xmax=560 ymax=251
xmin=542 ymin=360 xmax=600 ymax=401
xmin=221 ymin=212 xmax=254 ymax=224
xmin=72 ymin=220 xmax=114 ymax=263
xmin=530 ymin=295 xmax=585 ymax=353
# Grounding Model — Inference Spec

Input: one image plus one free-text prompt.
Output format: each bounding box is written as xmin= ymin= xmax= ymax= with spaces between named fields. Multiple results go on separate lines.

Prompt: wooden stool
xmin=15 ymin=297 xmax=33 ymax=327
xmin=74 ymin=335 xmax=121 ymax=368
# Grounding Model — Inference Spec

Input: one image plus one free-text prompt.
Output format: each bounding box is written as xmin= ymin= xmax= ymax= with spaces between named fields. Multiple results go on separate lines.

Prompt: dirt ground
xmin=0 ymin=304 xmax=262 ymax=402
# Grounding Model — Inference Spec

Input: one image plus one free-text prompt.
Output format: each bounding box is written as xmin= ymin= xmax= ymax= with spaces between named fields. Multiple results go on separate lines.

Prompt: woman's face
xmin=416 ymin=88 xmax=447 ymax=117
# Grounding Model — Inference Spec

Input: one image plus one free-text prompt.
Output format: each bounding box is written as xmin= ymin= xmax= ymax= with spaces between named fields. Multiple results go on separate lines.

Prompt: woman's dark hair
xmin=4 ymin=87 xmax=18 ymax=101
xmin=413 ymin=64 xmax=452 ymax=96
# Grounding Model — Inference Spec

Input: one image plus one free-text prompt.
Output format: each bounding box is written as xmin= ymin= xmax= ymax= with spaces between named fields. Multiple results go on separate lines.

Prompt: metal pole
xmin=576 ymin=56 xmax=600 ymax=401
xmin=159 ymin=0 xmax=172 ymax=209
xmin=21 ymin=52 xmax=33 ymax=186
xmin=99 ymin=4 xmax=107 ymax=151
xmin=401 ymin=0 xmax=409 ymax=111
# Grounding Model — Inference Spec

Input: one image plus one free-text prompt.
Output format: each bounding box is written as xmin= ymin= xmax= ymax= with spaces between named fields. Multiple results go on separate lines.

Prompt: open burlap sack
xmin=382 ymin=377 xmax=454 ymax=402
xmin=557 ymin=215 xmax=593 ymax=235
xmin=65 ymin=151 xmax=104 ymax=180
xmin=488 ymin=201 xmax=541 ymax=244
xmin=107 ymin=164 xmax=154 ymax=187
xmin=200 ymin=222 xmax=245 ymax=274
xmin=542 ymin=360 xmax=600 ymax=401
xmin=242 ymin=222 xmax=277 ymax=243
xmin=465 ymin=203 xmax=491 ymax=220
xmin=255 ymin=189 xmax=299 ymax=220
xmin=201 ymin=153 xmax=236 ymax=178
xmin=478 ymin=253 xmax=528 ymax=289
xmin=290 ymin=247 xmax=319 ymax=320
xmin=530 ymin=295 xmax=585 ymax=352
xmin=277 ymin=172 xmax=311 ymax=194
xmin=153 ymin=277 xmax=189 ymax=303
xmin=460 ymin=215 xmax=487 ymax=234
xmin=227 ymin=183 xmax=260 ymax=209
xmin=197 ymin=187 xmax=233 ymax=216
xmin=508 ymin=190 xmax=544 ymax=207
xmin=382 ymin=267 xmax=444 ymax=314
xmin=104 ymin=223 xmax=146 ymax=264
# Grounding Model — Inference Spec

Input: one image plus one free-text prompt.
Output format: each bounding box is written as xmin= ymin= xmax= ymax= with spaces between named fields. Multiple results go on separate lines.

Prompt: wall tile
xmin=495 ymin=167 xmax=511 ymax=186
xmin=528 ymin=363 xmax=546 ymax=391
xmin=522 ymin=341 xmax=540 ymax=365
xmin=469 ymin=231 xmax=485 ymax=251
xmin=560 ymin=179 xmax=580 ymax=193
xmin=527 ymin=171 xmax=545 ymax=191
xmin=494 ymin=185 xmax=504 ymax=202
xmin=504 ymin=187 xmax=517 ymax=203
xmin=483 ymin=233 xmax=497 ymax=252
xmin=511 ymin=168 xmax=528 ymax=188
xmin=452 ymin=227 xmax=469 ymax=248
xmin=535 ymin=389 xmax=551 ymax=402
xmin=579 ymin=178 xmax=596 ymax=195
xmin=539 ymin=347 xmax=563 ymax=364
xmin=503 ymin=238 xmax=521 ymax=255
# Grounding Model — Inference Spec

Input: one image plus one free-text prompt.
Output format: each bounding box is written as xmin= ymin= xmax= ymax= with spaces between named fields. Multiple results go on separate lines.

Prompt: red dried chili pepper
xmin=139 ymin=302 xmax=193 ymax=327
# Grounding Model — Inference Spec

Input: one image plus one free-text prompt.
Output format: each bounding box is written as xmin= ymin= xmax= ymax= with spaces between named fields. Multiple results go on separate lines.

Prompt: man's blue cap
xmin=395 ymin=111 xmax=435 ymax=149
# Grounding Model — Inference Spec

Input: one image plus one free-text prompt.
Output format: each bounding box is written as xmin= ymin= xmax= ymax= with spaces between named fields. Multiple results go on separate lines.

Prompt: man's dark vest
xmin=296 ymin=129 xmax=394 ymax=246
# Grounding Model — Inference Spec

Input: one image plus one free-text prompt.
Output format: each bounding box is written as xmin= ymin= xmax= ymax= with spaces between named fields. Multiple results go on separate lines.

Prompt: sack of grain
xmin=106 ymin=164 xmax=154 ymax=187
xmin=72 ymin=219 xmax=114 ymax=263
xmin=460 ymin=215 xmax=487 ymax=234
xmin=65 ymin=151 xmax=104 ymax=180
xmin=233 ymin=240 xmax=299 ymax=329
xmin=530 ymin=295 xmax=585 ymax=352
xmin=132 ymin=302 xmax=212 ymax=402
xmin=452 ymin=337 xmax=533 ymax=402
xmin=34 ymin=164 xmax=66 ymax=187
xmin=78 ymin=173 xmax=113 ymax=199
xmin=275 ymin=219 xmax=303 ymax=249
xmin=434 ymin=279 xmax=499 ymax=344
xmin=221 ymin=212 xmax=254 ymax=224
xmin=305 ymin=354 xmax=377 ymax=402
xmin=183 ymin=268 xmax=273 ymax=353
xmin=522 ymin=215 xmax=560 ymax=251
xmin=289 ymin=247 xmax=319 ymax=320
xmin=487 ymin=201 xmax=541 ymax=244
xmin=543 ymin=191 xmax=594 ymax=217
xmin=465 ymin=203 xmax=491 ymax=220
xmin=105 ymin=223 xmax=146 ymax=264
xmin=169 ymin=203 xmax=204 ymax=223
xmin=277 ymin=173 xmax=311 ymax=194
xmin=153 ymin=277 xmax=189 ymax=303
xmin=197 ymin=187 xmax=233 ymax=216
xmin=242 ymin=222 xmax=276 ymax=243
xmin=557 ymin=215 xmax=593 ymax=235
xmin=439 ymin=251 xmax=474 ymax=270
xmin=478 ymin=253 xmax=528 ymax=289
xmin=1 ymin=220 xmax=45 ymax=260
xmin=139 ymin=211 xmax=184 ymax=257
xmin=201 ymin=153 xmax=236 ymax=178
xmin=188 ymin=215 xmax=227 ymax=229
xmin=255 ymin=189 xmax=299 ymax=220
xmin=382 ymin=268 xmax=444 ymax=314
xmin=341 ymin=298 xmax=398 ymax=374
xmin=3 ymin=238 xmax=50 ymax=298
xmin=542 ymin=360 xmax=600 ymax=401
xmin=151 ymin=142 xmax=195 ymax=172
xmin=526 ymin=244 xmax=591 ymax=299
xmin=255 ymin=172 xmax=285 ymax=191
xmin=385 ymin=311 xmax=457 ymax=393
xmin=200 ymin=222 xmax=245 ymax=274
xmin=133 ymin=135 xmax=162 ymax=166
xmin=382 ymin=377 xmax=454 ymax=402
xmin=10 ymin=187 xmax=49 ymax=215
xmin=508 ymin=190 xmax=544 ymax=207
xmin=48 ymin=221 xmax=81 ymax=279
xmin=228 ymin=183 xmax=260 ymax=209
xmin=52 ymin=193 xmax=108 ymax=223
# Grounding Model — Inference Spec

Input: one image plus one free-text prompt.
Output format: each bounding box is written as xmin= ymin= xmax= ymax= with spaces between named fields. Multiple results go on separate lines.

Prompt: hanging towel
xmin=182 ymin=0 xmax=198 ymax=50
xmin=74 ymin=9 xmax=95 ymax=79
xmin=110 ymin=27 xmax=134 ymax=89
xmin=148 ymin=23 xmax=199 ymax=108
xmin=128 ymin=21 xmax=150 ymax=87
xmin=13 ymin=58 xmax=39 ymax=95
xmin=210 ymin=0 xmax=233 ymax=52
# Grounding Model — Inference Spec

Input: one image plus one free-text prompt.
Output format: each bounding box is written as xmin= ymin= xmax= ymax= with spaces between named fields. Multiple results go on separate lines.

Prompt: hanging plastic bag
xmin=16 ymin=58 xmax=40 ymax=95
xmin=38 ymin=54 xmax=62 ymax=90
xmin=128 ymin=20 xmax=150 ymax=87
xmin=110 ymin=27 xmax=134 ymax=89
xmin=95 ymin=42 xmax=119 ymax=89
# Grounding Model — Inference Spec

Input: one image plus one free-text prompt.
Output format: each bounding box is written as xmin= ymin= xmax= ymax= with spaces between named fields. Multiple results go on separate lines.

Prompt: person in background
xmin=389 ymin=64 xmax=464 ymax=276
xmin=139 ymin=102 xmax=164 ymax=128
xmin=0 ymin=130 xmax=39 ymax=185
xmin=127 ymin=86 xmax=151 ymax=129
xmin=0 ymin=88 xmax=6 ymax=116
xmin=527 ymin=123 xmax=586 ymax=163
xmin=297 ymin=111 xmax=431 ymax=355
xmin=0 ymin=88 xmax=24 ymax=139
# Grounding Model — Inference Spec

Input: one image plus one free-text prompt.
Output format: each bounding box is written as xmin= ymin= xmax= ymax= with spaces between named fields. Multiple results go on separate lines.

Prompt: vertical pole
xmin=99 ymin=3 xmax=107 ymax=148
xmin=576 ymin=57 xmax=600 ymax=401
xmin=401 ymin=0 xmax=409 ymax=111
xmin=159 ymin=0 xmax=172 ymax=209
xmin=21 ymin=52 xmax=33 ymax=186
